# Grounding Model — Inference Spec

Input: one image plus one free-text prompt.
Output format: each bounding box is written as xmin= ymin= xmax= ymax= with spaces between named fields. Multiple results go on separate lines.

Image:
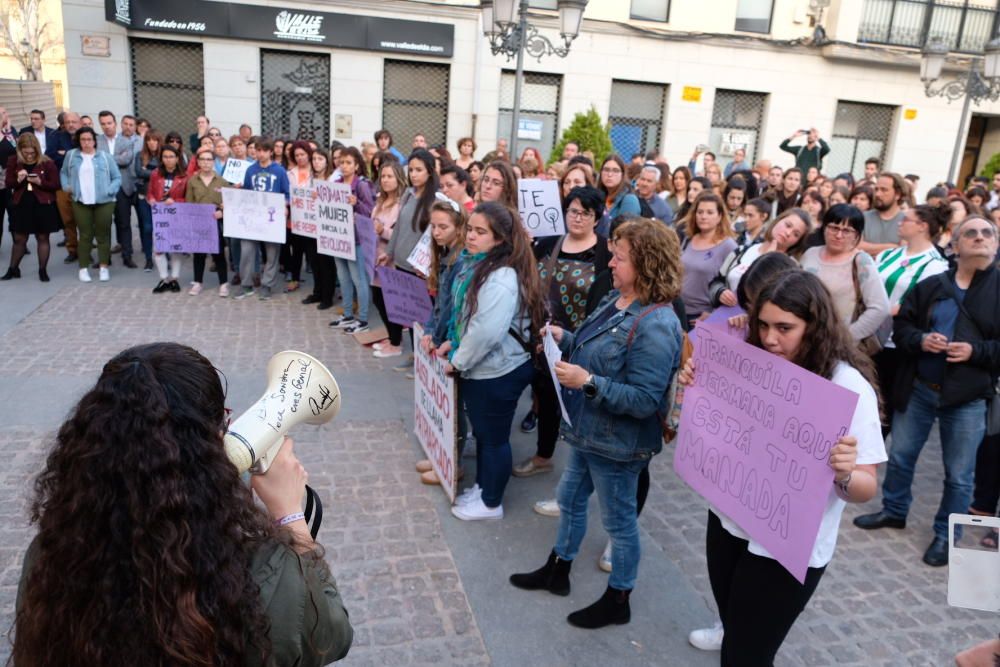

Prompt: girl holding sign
xmin=681 ymin=270 xmax=885 ymax=665
xmin=368 ymin=161 xmax=405 ymax=356
xmin=442 ymin=201 xmax=545 ymax=520
xmin=147 ymin=146 xmax=189 ymax=293
xmin=301 ymin=149 xmax=338 ymax=311
xmin=329 ymin=147 xmax=375 ymax=335
xmin=185 ymin=148 xmax=229 ymax=296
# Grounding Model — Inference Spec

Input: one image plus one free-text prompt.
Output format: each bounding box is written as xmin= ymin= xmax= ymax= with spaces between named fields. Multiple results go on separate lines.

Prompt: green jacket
xmin=17 ymin=537 xmax=353 ymax=666
xmin=778 ymin=138 xmax=831 ymax=172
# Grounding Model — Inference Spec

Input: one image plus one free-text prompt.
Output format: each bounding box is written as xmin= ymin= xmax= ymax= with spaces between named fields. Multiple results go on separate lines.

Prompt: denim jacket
xmin=597 ymin=189 xmax=641 ymax=237
xmin=60 ymin=149 xmax=121 ymax=204
xmin=450 ymin=267 xmax=531 ymax=380
xmin=558 ymin=293 xmax=682 ymax=462
xmin=425 ymin=247 xmax=462 ymax=346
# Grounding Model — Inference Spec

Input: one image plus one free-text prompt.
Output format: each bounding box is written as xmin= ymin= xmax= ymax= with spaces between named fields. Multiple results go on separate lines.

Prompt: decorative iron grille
xmin=825 ymin=101 xmax=897 ymax=179
xmin=260 ymin=50 xmax=330 ymax=148
xmin=609 ymin=80 xmax=667 ymax=159
xmin=709 ymin=89 xmax=767 ymax=168
xmin=130 ymin=38 xmax=205 ymax=136
xmin=857 ymin=0 xmax=999 ymax=53
xmin=498 ymin=70 xmax=562 ymax=162
xmin=382 ymin=59 xmax=450 ymax=148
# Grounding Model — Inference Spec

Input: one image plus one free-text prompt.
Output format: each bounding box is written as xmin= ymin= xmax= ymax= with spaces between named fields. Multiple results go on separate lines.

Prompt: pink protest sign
xmin=673 ymin=323 xmax=859 ymax=583
xmin=688 ymin=305 xmax=747 ymax=345
xmin=376 ymin=267 xmax=432 ymax=327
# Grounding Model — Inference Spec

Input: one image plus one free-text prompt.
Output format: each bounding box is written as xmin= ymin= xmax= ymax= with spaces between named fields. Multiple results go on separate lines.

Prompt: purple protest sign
xmin=376 ymin=266 xmax=432 ymax=327
xmin=688 ymin=305 xmax=748 ymax=345
xmin=673 ymin=323 xmax=859 ymax=582
xmin=355 ymin=215 xmax=377 ymax=284
xmin=152 ymin=203 xmax=219 ymax=254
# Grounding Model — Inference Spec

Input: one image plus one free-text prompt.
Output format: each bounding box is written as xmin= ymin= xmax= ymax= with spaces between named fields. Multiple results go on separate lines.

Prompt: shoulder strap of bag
xmin=937 ymin=273 xmax=983 ymax=337
xmin=627 ymin=303 xmax=670 ymax=347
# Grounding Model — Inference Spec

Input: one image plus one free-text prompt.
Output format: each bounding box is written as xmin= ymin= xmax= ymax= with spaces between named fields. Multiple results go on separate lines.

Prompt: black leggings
xmin=288 ymin=234 xmax=310 ymax=282
xmin=309 ymin=241 xmax=337 ymax=306
xmin=192 ymin=221 xmax=226 ymax=285
xmin=706 ymin=511 xmax=825 ymax=667
xmin=533 ymin=367 xmax=562 ymax=459
xmin=873 ymin=347 xmax=901 ymax=437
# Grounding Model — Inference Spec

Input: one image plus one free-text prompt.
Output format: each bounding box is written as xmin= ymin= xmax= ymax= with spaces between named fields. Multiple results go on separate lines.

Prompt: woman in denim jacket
xmin=438 ymin=201 xmax=546 ymax=521
xmin=511 ymin=218 xmax=683 ymax=630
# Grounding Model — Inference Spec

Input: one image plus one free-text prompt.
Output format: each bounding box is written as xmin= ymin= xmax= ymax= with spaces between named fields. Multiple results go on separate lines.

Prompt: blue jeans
xmin=136 ymin=197 xmax=153 ymax=261
xmin=460 ymin=360 xmax=535 ymax=507
xmin=555 ymin=447 xmax=646 ymax=590
xmin=882 ymin=381 xmax=986 ymax=540
xmin=334 ymin=244 xmax=369 ymax=321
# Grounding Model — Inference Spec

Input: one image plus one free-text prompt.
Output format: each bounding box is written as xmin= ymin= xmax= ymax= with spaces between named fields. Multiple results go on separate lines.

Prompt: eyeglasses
xmin=481 ymin=177 xmax=504 ymax=188
xmin=961 ymin=226 xmax=997 ymax=239
xmin=208 ymin=132 xmax=221 ymax=137
xmin=601 ymin=167 xmax=622 ymax=174
xmin=825 ymin=225 xmax=858 ymax=238
xmin=566 ymin=207 xmax=595 ymax=220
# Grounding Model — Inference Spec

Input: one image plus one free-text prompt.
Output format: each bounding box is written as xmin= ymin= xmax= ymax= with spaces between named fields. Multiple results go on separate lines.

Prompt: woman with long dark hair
xmin=301 ymin=149 xmax=338 ymax=311
xmin=683 ymin=270 xmax=885 ymax=665
xmin=369 ymin=160 xmax=407 ymax=357
xmin=596 ymin=155 xmax=640 ymax=237
xmin=133 ymin=130 xmax=162 ymax=272
xmin=328 ymin=146 xmax=376 ymax=335
xmin=12 ymin=342 xmax=352 ymax=666
xmin=2 ymin=133 xmax=61 ymax=281
xmin=442 ymin=201 xmax=546 ymax=520
xmin=375 ymin=149 xmax=439 ymax=367
xmin=147 ymin=145 xmax=189 ymax=293
xmin=478 ymin=159 xmax=519 ymax=211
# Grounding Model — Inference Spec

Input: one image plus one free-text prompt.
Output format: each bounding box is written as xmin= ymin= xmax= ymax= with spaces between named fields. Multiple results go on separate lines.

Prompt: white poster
xmin=314 ymin=181 xmax=355 ymax=260
xmin=290 ymin=184 xmax=318 ymax=238
xmin=413 ymin=323 xmax=459 ymax=503
xmin=543 ymin=327 xmax=572 ymax=426
xmin=517 ymin=178 xmax=565 ymax=238
xmin=222 ymin=158 xmax=253 ymax=185
xmin=406 ymin=226 xmax=433 ymax=277
xmin=221 ymin=188 xmax=287 ymax=244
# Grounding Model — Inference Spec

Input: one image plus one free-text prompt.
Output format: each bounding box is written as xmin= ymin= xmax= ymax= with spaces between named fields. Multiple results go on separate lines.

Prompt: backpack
xmin=626 ymin=304 xmax=694 ymax=443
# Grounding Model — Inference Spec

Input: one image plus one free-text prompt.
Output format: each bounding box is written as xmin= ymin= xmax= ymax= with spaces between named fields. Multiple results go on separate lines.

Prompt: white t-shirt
xmin=34 ymin=129 xmax=46 ymax=153
xmin=713 ymin=361 xmax=887 ymax=569
xmin=78 ymin=153 xmax=97 ymax=205
xmin=725 ymin=243 xmax=765 ymax=293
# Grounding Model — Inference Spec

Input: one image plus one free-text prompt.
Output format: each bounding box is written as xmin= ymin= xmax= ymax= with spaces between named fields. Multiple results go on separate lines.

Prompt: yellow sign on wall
xmin=904 ymin=108 xmax=917 ymax=120
xmin=682 ymin=86 xmax=702 ymax=103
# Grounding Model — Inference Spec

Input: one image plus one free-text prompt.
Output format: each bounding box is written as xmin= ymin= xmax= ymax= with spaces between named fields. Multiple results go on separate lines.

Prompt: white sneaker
xmin=451 ymin=496 xmax=503 ymax=521
xmin=218 ymin=283 xmax=229 ymax=297
xmin=598 ymin=540 xmax=612 ymax=572
xmin=456 ymin=484 xmax=481 ymax=506
xmin=533 ymin=498 xmax=560 ymax=517
xmin=99 ymin=267 xmax=110 ymax=282
xmin=688 ymin=621 xmax=724 ymax=651
xmin=78 ymin=268 xmax=91 ymax=283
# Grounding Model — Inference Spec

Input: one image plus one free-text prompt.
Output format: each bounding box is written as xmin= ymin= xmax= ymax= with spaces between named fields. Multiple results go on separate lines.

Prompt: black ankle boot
xmin=38 ymin=269 xmax=49 ymax=282
xmin=510 ymin=550 xmax=572 ymax=596
xmin=567 ymin=585 xmax=631 ymax=629
xmin=0 ymin=267 xmax=20 ymax=280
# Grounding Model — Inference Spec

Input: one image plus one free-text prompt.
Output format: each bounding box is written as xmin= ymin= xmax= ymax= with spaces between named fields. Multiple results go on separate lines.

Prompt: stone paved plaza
xmin=0 ymin=245 xmax=994 ymax=666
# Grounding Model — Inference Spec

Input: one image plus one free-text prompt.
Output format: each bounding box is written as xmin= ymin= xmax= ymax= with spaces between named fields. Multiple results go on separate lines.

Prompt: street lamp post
xmin=921 ymin=36 xmax=1000 ymax=184
xmin=480 ymin=0 xmax=587 ymax=159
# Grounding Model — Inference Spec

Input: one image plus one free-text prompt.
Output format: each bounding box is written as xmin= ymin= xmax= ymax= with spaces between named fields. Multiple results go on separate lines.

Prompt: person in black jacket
xmin=0 ymin=106 xmax=17 ymax=253
xmin=854 ymin=215 xmax=1000 ymax=567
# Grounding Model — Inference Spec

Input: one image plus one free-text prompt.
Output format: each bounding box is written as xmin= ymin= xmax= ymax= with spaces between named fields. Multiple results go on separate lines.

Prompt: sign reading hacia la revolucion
xmin=105 ymin=0 xmax=454 ymax=57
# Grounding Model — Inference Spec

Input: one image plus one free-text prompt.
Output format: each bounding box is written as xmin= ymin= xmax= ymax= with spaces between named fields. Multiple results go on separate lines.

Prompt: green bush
xmin=548 ymin=106 xmax=614 ymax=166
xmin=981 ymin=152 xmax=1000 ymax=179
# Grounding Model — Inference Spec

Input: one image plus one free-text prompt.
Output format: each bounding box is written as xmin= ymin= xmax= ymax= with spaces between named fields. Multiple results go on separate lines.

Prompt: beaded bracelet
xmin=275 ymin=512 xmax=306 ymax=527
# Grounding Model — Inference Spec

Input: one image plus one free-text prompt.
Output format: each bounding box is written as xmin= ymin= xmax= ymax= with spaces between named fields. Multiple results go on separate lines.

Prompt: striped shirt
xmin=875 ymin=245 xmax=948 ymax=308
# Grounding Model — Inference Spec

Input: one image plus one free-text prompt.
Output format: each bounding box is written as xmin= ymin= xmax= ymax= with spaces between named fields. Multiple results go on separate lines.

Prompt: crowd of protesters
xmin=4 ymin=104 xmax=1000 ymax=666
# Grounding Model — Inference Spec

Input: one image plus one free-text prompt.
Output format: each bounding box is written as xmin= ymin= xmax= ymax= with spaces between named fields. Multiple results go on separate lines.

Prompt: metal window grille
xmin=857 ymin=0 xmax=999 ymax=53
xmin=499 ymin=71 xmax=562 ymax=161
xmin=382 ymin=59 xmax=450 ymax=148
xmin=631 ymin=0 xmax=670 ymax=21
xmin=609 ymin=80 xmax=667 ymax=158
xmin=130 ymin=38 xmax=204 ymax=135
xmin=826 ymin=101 xmax=897 ymax=178
xmin=260 ymin=50 xmax=330 ymax=148
xmin=709 ymin=89 xmax=766 ymax=168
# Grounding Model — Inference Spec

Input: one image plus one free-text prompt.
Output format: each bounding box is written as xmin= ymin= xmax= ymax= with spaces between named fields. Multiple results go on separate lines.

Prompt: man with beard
xmin=860 ymin=172 xmax=906 ymax=257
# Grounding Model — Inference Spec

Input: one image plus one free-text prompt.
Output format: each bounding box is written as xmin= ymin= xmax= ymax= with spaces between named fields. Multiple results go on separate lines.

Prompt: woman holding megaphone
xmin=12 ymin=342 xmax=353 ymax=666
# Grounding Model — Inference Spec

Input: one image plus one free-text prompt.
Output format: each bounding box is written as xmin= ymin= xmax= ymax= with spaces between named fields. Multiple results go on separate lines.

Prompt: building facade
xmin=60 ymin=0 xmax=1000 ymax=188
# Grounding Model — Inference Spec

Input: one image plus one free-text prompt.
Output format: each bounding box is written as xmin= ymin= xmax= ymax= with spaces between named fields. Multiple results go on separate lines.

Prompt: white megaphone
xmin=224 ymin=350 xmax=342 ymax=474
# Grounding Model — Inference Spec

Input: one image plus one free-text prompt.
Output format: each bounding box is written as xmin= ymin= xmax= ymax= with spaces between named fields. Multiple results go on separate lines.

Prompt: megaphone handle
xmin=304 ymin=484 xmax=323 ymax=540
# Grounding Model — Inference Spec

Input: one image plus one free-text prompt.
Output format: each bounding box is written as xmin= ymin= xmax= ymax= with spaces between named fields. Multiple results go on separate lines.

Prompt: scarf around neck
xmin=447 ymin=249 xmax=488 ymax=354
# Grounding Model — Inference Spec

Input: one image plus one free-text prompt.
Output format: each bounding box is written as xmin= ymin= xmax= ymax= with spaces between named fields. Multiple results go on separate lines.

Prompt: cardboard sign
xmin=414 ymin=322 xmax=459 ymax=503
xmin=376 ymin=266 xmax=432 ymax=328
xmin=406 ymin=226 xmax=433 ymax=276
xmin=689 ymin=305 xmax=748 ymax=345
xmin=152 ymin=202 xmax=219 ymax=254
xmin=355 ymin=214 xmax=377 ymax=283
xmin=673 ymin=324 xmax=859 ymax=583
xmin=222 ymin=158 xmax=253 ymax=184
xmin=221 ymin=189 xmax=286 ymax=244
xmin=543 ymin=327 xmax=571 ymax=425
xmin=517 ymin=178 xmax=565 ymax=238
xmin=290 ymin=184 xmax=318 ymax=238
xmin=314 ymin=181 xmax=355 ymax=260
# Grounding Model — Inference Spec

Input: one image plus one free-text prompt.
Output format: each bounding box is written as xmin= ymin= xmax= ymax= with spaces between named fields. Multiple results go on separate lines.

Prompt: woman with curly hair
xmin=510 ymin=218 xmax=684 ymax=630
xmin=682 ymin=270 xmax=885 ymax=665
xmin=12 ymin=342 xmax=353 ymax=666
